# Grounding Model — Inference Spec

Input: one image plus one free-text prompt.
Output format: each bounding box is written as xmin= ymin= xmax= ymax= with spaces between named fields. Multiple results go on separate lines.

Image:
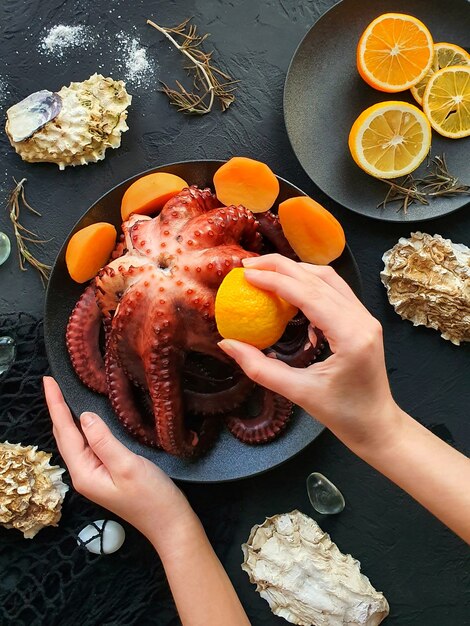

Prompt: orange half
xmin=357 ymin=13 xmax=434 ymax=92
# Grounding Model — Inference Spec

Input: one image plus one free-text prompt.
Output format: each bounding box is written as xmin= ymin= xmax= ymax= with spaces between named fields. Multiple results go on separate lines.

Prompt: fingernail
xmin=242 ymin=257 xmax=257 ymax=266
xmin=243 ymin=269 xmax=261 ymax=282
xmin=80 ymin=412 xmax=96 ymax=427
xmin=218 ymin=339 xmax=238 ymax=356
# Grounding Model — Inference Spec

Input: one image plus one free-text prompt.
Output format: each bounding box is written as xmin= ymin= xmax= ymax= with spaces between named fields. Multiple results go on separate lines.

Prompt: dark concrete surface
xmin=0 ymin=0 xmax=469 ymax=624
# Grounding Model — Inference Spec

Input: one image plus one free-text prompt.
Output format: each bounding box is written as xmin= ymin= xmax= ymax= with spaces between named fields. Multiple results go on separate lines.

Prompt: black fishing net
xmin=0 ymin=313 xmax=239 ymax=626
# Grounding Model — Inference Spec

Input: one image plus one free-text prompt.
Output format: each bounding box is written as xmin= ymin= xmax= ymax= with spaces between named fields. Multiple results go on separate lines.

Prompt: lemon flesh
xmin=411 ymin=43 xmax=470 ymax=105
xmin=423 ymin=66 xmax=470 ymax=138
xmin=349 ymin=102 xmax=432 ymax=179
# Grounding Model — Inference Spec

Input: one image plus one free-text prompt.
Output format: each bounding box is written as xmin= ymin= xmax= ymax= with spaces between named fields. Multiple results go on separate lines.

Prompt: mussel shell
xmin=6 ymin=90 xmax=62 ymax=142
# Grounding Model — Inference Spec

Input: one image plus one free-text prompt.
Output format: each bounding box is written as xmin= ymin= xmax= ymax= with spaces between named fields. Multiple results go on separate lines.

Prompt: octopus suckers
xmin=66 ymin=187 xmax=325 ymax=457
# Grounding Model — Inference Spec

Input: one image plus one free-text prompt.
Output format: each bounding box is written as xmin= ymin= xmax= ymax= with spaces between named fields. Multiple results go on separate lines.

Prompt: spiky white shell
xmin=381 ymin=232 xmax=470 ymax=345
xmin=242 ymin=510 xmax=389 ymax=626
xmin=6 ymin=74 xmax=131 ymax=169
xmin=0 ymin=441 xmax=68 ymax=538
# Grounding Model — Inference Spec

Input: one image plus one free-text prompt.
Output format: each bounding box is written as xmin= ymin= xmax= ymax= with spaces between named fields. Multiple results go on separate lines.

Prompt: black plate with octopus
xmin=45 ymin=160 xmax=361 ymax=483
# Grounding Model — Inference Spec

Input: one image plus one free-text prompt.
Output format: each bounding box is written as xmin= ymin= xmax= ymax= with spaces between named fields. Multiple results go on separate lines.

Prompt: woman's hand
xmin=43 ymin=377 xmax=195 ymax=549
xmin=218 ymin=254 xmax=404 ymax=455
xmin=44 ymin=376 xmax=252 ymax=624
xmin=219 ymin=254 xmax=470 ymax=543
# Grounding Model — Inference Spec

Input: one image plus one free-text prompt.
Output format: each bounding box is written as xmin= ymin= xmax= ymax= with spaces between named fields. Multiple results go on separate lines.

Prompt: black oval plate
xmin=284 ymin=0 xmax=470 ymax=222
xmin=44 ymin=160 xmax=361 ymax=483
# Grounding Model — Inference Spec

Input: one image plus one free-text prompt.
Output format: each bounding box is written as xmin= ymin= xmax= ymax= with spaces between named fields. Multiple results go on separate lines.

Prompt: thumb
xmin=218 ymin=339 xmax=307 ymax=403
xmin=80 ymin=412 xmax=134 ymax=477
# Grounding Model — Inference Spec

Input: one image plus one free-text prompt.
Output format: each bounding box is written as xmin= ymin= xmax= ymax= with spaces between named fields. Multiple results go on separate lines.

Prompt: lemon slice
xmin=423 ymin=65 xmax=470 ymax=138
xmin=411 ymin=42 xmax=470 ymax=105
xmin=348 ymin=102 xmax=432 ymax=179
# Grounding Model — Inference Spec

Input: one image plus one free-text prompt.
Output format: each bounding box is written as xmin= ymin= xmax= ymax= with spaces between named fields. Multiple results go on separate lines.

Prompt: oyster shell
xmin=381 ymin=232 xmax=470 ymax=345
xmin=0 ymin=441 xmax=68 ymax=538
xmin=6 ymin=74 xmax=131 ymax=169
xmin=242 ymin=510 xmax=389 ymax=626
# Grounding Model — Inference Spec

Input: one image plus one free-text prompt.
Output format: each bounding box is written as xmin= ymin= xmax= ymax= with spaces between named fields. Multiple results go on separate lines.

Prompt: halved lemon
xmin=348 ymin=102 xmax=432 ymax=179
xmin=411 ymin=42 xmax=470 ymax=105
xmin=357 ymin=13 xmax=434 ymax=92
xmin=422 ymin=65 xmax=470 ymax=138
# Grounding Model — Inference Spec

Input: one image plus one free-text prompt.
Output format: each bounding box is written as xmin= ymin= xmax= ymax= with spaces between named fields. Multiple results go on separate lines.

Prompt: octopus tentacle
xmin=66 ymin=284 xmax=107 ymax=394
xmin=225 ymin=388 xmax=293 ymax=444
xmin=185 ymin=372 xmax=255 ymax=415
xmin=146 ymin=321 xmax=219 ymax=457
xmin=111 ymin=233 xmax=128 ymax=260
xmin=185 ymin=205 xmax=262 ymax=252
xmin=256 ymin=210 xmax=298 ymax=259
xmin=106 ymin=330 xmax=160 ymax=447
xmin=191 ymin=245 xmax=258 ymax=286
xmin=95 ymin=261 xmax=150 ymax=319
xmin=110 ymin=284 xmax=152 ymax=387
xmin=269 ymin=323 xmax=325 ymax=368
xmin=159 ymin=186 xmax=219 ymax=226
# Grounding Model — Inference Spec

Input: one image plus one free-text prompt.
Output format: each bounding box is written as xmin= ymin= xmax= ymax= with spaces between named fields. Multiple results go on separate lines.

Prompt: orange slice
xmin=422 ymin=65 xmax=470 ymax=138
xmin=357 ymin=13 xmax=434 ymax=92
xmin=411 ymin=42 xmax=470 ymax=105
xmin=348 ymin=102 xmax=432 ymax=179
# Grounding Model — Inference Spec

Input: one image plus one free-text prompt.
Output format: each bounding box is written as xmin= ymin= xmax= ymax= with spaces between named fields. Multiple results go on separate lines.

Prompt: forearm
xmin=148 ymin=512 xmax=250 ymax=626
xmin=354 ymin=408 xmax=470 ymax=543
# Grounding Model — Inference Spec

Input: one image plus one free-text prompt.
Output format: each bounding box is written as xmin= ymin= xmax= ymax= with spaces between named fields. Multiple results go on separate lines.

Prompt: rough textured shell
xmin=0 ymin=441 xmax=68 ymax=538
xmin=6 ymin=74 xmax=131 ymax=169
xmin=381 ymin=232 xmax=470 ymax=345
xmin=242 ymin=510 xmax=389 ymax=626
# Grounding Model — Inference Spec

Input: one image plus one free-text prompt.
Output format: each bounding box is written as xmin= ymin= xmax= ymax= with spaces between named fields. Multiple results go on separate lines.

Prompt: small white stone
xmin=77 ymin=519 xmax=125 ymax=554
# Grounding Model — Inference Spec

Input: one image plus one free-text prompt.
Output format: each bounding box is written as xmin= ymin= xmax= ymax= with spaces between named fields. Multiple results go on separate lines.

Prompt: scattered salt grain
xmin=38 ymin=24 xmax=155 ymax=90
xmin=41 ymin=25 xmax=90 ymax=57
xmin=116 ymin=33 xmax=154 ymax=88
xmin=0 ymin=79 xmax=9 ymax=107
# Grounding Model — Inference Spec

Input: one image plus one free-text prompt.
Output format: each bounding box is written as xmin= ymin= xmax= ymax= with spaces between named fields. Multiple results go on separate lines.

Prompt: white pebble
xmin=77 ymin=519 xmax=125 ymax=554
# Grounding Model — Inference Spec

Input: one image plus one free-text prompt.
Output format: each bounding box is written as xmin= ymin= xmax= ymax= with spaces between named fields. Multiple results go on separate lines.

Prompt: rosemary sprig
xmin=7 ymin=178 xmax=51 ymax=286
xmin=419 ymin=155 xmax=470 ymax=197
xmin=377 ymin=174 xmax=429 ymax=214
xmin=378 ymin=154 xmax=470 ymax=213
xmin=147 ymin=17 xmax=237 ymax=114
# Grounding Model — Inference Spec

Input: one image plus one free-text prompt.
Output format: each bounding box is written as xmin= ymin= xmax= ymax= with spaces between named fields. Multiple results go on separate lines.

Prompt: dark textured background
xmin=0 ymin=0 xmax=469 ymax=624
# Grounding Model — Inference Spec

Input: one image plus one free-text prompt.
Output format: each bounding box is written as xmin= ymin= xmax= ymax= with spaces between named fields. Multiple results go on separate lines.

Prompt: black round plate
xmin=284 ymin=0 xmax=470 ymax=222
xmin=44 ymin=160 xmax=361 ymax=483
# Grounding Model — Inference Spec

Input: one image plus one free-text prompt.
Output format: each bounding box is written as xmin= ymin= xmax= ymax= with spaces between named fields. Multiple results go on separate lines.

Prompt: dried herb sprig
xmin=377 ymin=174 xmax=429 ymax=213
xmin=419 ymin=155 xmax=470 ymax=197
xmin=7 ymin=178 xmax=51 ymax=286
xmin=378 ymin=154 xmax=470 ymax=213
xmin=147 ymin=17 xmax=237 ymax=114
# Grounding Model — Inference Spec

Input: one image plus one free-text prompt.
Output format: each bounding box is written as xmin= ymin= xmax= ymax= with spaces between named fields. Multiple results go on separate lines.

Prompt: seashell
xmin=242 ymin=510 xmax=389 ymax=626
xmin=77 ymin=519 xmax=126 ymax=554
xmin=6 ymin=90 xmax=62 ymax=142
xmin=5 ymin=74 xmax=132 ymax=170
xmin=0 ymin=441 xmax=68 ymax=538
xmin=381 ymin=232 xmax=470 ymax=345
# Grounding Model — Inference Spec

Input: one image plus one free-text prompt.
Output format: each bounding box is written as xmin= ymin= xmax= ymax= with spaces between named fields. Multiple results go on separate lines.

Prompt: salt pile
xmin=40 ymin=25 xmax=90 ymax=57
